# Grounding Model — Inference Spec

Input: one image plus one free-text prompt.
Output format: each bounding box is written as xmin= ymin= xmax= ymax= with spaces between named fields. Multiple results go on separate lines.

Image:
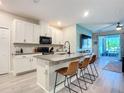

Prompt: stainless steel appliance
xmin=39 ymin=36 xmax=52 ymax=44
xmin=37 ymin=47 xmax=49 ymax=55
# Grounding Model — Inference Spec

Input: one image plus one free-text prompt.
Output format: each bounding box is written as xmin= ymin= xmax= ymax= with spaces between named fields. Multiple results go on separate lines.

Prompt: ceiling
xmin=0 ymin=0 xmax=124 ymax=29
xmin=78 ymin=24 xmax=117 ymax=32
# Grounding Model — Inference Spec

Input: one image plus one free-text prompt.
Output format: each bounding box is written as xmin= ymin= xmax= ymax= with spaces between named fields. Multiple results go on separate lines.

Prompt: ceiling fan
xmin=116 ymin=22 xmax=123 ymax=31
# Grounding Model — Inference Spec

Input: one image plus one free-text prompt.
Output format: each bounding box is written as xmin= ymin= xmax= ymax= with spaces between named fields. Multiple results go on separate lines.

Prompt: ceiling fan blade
xmin=95 ymin=23 xmax=115 ymax=32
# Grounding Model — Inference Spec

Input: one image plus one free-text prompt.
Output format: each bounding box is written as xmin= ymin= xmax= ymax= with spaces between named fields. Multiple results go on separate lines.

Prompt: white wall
xmin=62 ymin=25 xmax=77 ymax=53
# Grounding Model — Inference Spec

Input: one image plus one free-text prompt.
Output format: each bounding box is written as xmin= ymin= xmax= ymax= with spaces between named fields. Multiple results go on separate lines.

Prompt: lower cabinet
xmin=13 ymin=55 xmax=37 ymax=75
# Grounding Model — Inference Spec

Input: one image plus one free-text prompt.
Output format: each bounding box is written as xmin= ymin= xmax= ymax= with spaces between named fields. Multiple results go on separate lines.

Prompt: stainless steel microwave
xmin=39 ymin=36 xmax=52 ymax=44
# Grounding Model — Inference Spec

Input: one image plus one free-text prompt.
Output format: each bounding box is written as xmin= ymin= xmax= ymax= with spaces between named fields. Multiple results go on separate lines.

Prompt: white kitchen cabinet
xmin=50 ymin=26 xmax=64 ymax=44
xmin=33 ymin=24 xmax=40 ymax=43
xmin=40 ymin=22 xmax=52 ymax=37
xmin=40 ymin=21 xmax=48 ymax=36
xmin=31 ymin=57 xmax=37 ymax=69
xmin=51 ymin=28 xmax=56 ymax=44
xmin=24 ymin=22 xmax=34 ymax=43
xmin=47 ymin=27 xmax=52 ymax=37
xmin=55 ymin=30 xmax=63 ymax=44
xmin=14 ymin=56 xmax=31 ymax=74
xmin=13 ymin=19 xmax=40 ymax=43
xmin=13 ymin=20 xmax=25 ymax=43
xmin=13 ymin=55 xmax=37 ymax=75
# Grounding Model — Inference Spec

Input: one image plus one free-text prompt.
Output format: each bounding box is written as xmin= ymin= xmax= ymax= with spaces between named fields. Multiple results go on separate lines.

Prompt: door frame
xmin=98 ymin=34 xmax=121 ymax=59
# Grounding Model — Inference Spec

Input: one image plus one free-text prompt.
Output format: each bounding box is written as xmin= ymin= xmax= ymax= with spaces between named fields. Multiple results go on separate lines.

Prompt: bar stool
xmin=87 ymin=55 xmax=98 ymax=81
xmin=54 ymin=61 xmax=83 ymax=93
xmin=78 ymin=57 xmax=93 ymax=90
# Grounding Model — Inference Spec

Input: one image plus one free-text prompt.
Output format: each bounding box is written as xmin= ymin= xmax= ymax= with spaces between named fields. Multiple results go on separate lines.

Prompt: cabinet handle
xmin=45 ymin=33 xmax=47 ymax=36
xmin=29 ymin=59 xmax=31 ymax=62
xmin=24 ymin=39 xmax=26 ymax=42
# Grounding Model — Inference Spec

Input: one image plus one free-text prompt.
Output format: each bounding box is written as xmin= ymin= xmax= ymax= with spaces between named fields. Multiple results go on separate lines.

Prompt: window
xmin=82 ymin=38 xmax=92 ymax=50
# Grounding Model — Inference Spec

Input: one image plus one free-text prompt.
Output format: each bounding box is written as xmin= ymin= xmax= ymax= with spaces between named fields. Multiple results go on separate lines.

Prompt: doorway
xmin=98 ymin=35 xmax=120 ymax=59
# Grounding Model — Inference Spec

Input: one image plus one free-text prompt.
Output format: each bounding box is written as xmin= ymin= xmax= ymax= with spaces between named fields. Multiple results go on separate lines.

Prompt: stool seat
xmin=55 ymin=67 xmax=68 ymax=75
xmin=79 ymin=63 xmax=87 ymax=69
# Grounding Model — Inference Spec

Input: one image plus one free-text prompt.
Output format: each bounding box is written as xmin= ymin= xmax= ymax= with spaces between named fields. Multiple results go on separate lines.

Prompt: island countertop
xmin=34 ymin=53 xmax=88 ymax=63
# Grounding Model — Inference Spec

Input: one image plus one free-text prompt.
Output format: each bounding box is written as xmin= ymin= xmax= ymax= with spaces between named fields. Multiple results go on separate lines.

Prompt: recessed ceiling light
xmin=57 ymin=21 xmax=62 ymax=26
xmin=33 ymin=0 xmax=40 ymax=3
xmin=0 ymin=0 xmax=2 ymax=5
xmin=83 ymin=11 xmax=89 ymax=17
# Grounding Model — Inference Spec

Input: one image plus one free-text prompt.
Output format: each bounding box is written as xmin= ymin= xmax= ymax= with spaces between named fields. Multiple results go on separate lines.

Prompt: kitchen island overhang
xmin=34 ymin=53 xmax=87 ymax=93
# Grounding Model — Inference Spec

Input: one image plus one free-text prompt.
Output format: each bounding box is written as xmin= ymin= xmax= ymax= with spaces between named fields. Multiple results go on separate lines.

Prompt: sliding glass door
xmin=98 ymin=35 xmax=120 ymax=59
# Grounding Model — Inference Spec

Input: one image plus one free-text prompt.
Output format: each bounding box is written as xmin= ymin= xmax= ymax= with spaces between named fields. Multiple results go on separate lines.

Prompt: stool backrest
xmin=80 ymin=57 xmax=90 ymax=68
xmin=90 ymin=55 xmax=96 ymax=64
xmin=65 ymin=61 xmax=79 ymax=75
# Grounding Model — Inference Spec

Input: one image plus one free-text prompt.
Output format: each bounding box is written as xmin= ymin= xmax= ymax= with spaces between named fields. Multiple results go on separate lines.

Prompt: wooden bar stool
xmin=86 ymin=55 xmax=98 ymax=81
xmin=78 ymin=57 xmax=93 ymax=90
xmin=90 ymin=55 xmax=98 ymax=78
xmin=54 ymin=61 xmax=83 ymax=93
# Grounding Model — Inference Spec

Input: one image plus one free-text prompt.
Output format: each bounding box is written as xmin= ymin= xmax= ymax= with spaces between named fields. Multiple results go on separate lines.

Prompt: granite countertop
xmin=13 ymin=52 xmax=42 ymax=56
xmin=34 ymin=53 xmax=87 ymax=62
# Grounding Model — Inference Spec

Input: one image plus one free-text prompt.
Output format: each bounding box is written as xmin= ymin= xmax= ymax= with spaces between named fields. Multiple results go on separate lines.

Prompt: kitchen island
xmin=34 ymin=53 xmax=86 ymax=93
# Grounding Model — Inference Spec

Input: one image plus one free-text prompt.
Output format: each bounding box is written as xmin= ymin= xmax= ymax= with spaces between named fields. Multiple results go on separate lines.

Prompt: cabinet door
xmin=41 ymin=22 xmax=48 ymax=36
xmin=14 ymin=20 xmax=25 ymax=43
xmin=56 ymin=30 xmax=63 ymax=44
xmin=52 ymin=29 xmax=56 ymax=44
xmin=24 ymin=22 xmax=34 ymax=43
xmin=33 ymin=24 xmax=40 ymax=43
xmin=31 ymin=57 xmax=37 ymax=69
xmin=14 ymin=56 xmax=32 ymax=73
xmin=47 ymin=27 xmax=52 ymax=37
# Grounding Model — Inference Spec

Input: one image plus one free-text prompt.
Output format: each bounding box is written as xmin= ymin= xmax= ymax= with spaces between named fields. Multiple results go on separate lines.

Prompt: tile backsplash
xmin=13 ymin=46 xmax=64 ymax=54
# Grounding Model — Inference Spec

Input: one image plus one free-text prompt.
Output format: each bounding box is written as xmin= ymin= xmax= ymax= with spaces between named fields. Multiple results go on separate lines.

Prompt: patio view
xmin=98 ymin=35 xmax=120 ymax=58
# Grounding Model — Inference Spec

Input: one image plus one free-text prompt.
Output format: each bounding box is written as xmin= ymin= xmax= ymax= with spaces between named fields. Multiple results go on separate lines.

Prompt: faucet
xmin=64 ymin=41 xmax=71 ymax=54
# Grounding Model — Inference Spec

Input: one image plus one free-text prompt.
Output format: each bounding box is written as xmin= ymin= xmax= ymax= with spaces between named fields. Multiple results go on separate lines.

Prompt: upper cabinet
xmin=13 ymin=20 xmax=63 ymax=44
xmin=13 ymin=20 xmax=25 ymax=43
xmin=50 ymin=26 xmax=64 ymax=44
xmin=13 ymin=19 xmax=40 ymax=43
xmin=24 ymin=22 xmax=34 ymax=43
xmin=40 ymin=21 xmax=52 ymax=37
xmin=55 ymin=29 xmax=63 ymax=44
xmin=33 ymin=24 xmax=41 ymax=43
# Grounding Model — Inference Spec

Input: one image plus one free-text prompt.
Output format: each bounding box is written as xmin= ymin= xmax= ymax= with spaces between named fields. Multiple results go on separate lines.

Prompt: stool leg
xmin=76 ymin=74 xmax=83 ymax=93
xmin=86 ymin=67 xmax=93 ymax=84
xmin=64 ymin=76 xmax=79 ymax=93
xmin=93 ymin=63 xmax=99 ymax=78
xmin=54 ymin=72 xmax=58 ymax=93
xmin=89 ymin=64 xmax=96 ymax=81
xmin=69 ymin=74 xmax=84 ymax=92
xmin=64 ymin=76 xmax=71 ymax=93
xmin=78 ymin=69 xmax=88 ymax=90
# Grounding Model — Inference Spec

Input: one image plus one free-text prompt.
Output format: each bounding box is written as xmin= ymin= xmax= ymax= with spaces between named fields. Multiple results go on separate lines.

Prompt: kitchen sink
xmin=56 ymin=52 xmax=74 ymax=55
xmin=56 ymin=52 xmax=67 ymax=55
